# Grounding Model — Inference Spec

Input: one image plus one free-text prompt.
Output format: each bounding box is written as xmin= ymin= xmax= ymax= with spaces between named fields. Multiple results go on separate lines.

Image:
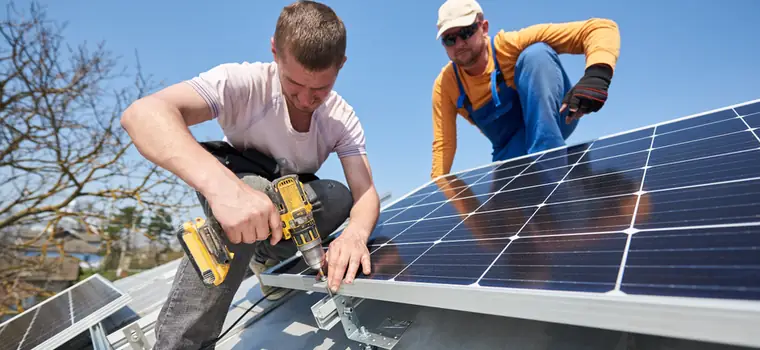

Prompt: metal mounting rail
xmin=311 ymin=280 xmax=412 ymax=349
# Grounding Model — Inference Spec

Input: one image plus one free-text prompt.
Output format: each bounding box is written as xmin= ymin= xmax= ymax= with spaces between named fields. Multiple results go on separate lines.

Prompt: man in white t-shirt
xmin=120 ymin=1 xmax=380 ymax=348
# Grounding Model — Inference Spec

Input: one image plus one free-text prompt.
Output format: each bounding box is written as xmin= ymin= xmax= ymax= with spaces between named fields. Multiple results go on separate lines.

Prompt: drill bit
xmin=317 ymin=266 xmax=335 ymax=297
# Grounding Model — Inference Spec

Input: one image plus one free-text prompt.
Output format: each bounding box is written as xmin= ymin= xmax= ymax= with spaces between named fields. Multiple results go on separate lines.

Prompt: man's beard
xmin=452 ymin=42 xmax=486 ymax=68
xmin=453 ymin=50 xmax=476 ymax=66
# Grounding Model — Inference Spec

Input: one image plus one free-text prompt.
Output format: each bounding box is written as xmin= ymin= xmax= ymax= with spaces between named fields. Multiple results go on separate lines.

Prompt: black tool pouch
xmin=198 ymin=141 xmax=320 ymax=184
xmin=199 ymin=141 xmax=280 ymax=180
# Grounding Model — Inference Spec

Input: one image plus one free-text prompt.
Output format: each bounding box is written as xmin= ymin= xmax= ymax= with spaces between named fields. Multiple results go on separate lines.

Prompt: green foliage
xmin=146 ymin=208 xmax=174 ymax=246
xmin=106 ymin=206 xmax=145 ymax=237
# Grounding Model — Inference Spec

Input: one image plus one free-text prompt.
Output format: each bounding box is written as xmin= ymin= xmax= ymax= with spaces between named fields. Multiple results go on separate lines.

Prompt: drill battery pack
xmin=176 ymin=217 xmax=234 ymax=287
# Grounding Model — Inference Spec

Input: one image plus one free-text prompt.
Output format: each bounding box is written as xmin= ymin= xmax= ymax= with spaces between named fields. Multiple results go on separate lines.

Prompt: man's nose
xmin=454 ymin=38 xmax=467 ymax=49
xmin=299 ymin=91 xmax=317 ymax=106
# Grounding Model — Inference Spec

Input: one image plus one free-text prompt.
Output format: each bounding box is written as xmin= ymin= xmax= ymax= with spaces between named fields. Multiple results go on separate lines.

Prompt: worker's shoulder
xmin=433 ymin=62 xmax=458 ymax=92
xmin=193 ymin=60 xmax=276 ymax=99
xmin=200 ymin=60 xmax=275 ymax=79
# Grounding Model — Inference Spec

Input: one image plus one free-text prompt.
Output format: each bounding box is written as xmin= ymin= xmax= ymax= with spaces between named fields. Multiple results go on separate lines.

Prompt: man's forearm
xmin=120 ymin=96 xmax=239 ymax=199
xmin=346 ymin=186 xmax=380 ymax=240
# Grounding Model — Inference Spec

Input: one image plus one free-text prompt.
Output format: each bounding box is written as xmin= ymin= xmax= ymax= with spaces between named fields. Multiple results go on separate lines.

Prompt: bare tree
xmin=0 ymin=2 xmax=195 ymax=316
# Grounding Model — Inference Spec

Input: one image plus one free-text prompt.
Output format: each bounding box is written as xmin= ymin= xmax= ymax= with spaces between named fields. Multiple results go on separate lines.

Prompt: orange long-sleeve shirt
xmin=430 ymin=18 xmax=621 ymax=179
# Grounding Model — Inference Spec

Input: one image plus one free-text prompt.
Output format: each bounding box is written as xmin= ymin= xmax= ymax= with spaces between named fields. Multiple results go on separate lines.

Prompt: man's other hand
xmin=207 ymin=180 xmax=283 ymax=246
xmin=560 ymin=63 xmax=613 ymax=123
xmin=325 ymin=227 xmax=372 ymax=292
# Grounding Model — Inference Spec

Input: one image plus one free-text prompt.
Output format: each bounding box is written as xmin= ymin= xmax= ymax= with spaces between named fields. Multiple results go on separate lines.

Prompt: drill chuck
xmin=298 ymin=237 xmax=325 ymax=271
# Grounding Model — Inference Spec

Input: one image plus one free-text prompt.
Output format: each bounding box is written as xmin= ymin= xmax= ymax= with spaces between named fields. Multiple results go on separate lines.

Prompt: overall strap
xmin=489 ymin=35 xmax=507 ymax=107
xmin=452 ymin=63 xmax=473 ymax=114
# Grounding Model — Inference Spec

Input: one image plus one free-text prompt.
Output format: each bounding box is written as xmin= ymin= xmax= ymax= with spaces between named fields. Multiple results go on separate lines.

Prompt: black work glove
xmin=561 ymin=63 xmax=613 ymax=124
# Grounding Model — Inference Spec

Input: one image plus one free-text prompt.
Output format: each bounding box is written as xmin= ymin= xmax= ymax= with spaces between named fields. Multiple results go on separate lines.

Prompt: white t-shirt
xmin=185 ymin=61 xmax=367 ymax=175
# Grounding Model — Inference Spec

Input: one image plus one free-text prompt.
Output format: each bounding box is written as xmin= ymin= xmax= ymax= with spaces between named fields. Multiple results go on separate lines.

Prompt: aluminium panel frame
xmin=260 ymin=269 xmax=760 ymax=349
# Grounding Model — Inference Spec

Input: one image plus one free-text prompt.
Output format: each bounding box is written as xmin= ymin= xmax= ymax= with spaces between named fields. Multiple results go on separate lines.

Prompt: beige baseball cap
xmin=436 ymin=0 xmax=484 ymax=39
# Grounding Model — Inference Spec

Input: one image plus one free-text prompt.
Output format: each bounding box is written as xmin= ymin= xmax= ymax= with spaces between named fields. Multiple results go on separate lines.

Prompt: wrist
xmin=344 ymin=222 xmax=371 ymax=241
xmin=198 ymin=164 xmax=242 ymax=204
xmin=585 ymin=64 xmax=613 ymax=82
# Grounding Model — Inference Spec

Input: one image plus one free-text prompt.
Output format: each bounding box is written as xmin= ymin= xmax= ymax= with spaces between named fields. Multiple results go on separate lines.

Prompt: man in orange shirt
xmin=430 ymin=0 xmax=621 ymax=179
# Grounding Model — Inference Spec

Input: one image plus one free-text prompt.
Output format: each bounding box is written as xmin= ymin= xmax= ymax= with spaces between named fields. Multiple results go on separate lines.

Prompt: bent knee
xmin=325 ymin=180 xmax=354 ymax=217
xmin=516 ymin=42 xmax=560 ymax=71
xmin=519 ymin=42 xmax=556 ymax=60
xmin=308 ymin=179 xmax=353 ymax=216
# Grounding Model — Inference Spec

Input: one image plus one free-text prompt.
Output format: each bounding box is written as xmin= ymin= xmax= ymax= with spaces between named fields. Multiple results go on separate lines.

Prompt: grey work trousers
xmin=153 ymin=173 xmax=353 ymax=349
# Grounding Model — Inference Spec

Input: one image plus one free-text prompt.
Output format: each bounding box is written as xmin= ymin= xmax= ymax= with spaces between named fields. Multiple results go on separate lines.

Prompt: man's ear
xmin=271 ymin=37 xmax=277 ymax=59
xmin=339 ymin=56 xmax=347 ymax=70
xmin=481 ymin=19 xmax=489 ymax=35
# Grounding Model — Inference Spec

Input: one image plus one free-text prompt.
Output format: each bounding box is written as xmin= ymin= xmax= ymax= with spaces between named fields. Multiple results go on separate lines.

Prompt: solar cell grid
xmin=0 ymin=312 xmax=35 ymax=350
xmin=744 ymin=112 xmax=760 ymax=129
xmin=621 ymin=225 xmax=760 ymax=298
xmin=735 ymin=101 xmax=760 ymax=116
xmin=656 ymin=108 xmax=737 ymax=134
xmin=271 ymin=100 xmax=760 ymax=308
xmin=0 ymin=275 xmax=130 ymax=350
xmin=478 ymin=233 xmax=629 ymax=292
xmin=70 ymin=277 xmax=122 ymax=322
xmin=590 ymin=127 xmax=654 ymax=149
xmin=19 ymin=294 xmax=73 ymax=350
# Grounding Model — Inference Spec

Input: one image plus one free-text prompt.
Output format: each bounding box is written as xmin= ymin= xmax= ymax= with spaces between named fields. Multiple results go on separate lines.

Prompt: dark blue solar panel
xmin=383 ymin=193 xmax=428 ymax=211
xmin=458 ymin=164 xmax=501 ymax=179
xmin=566 ymin=151 xmax=648 ymax=180
xmin=366 ymin=221 xmax=416 ymax=242
xmin=744 ymin=112 xmax=760 ymax=129
xmin=647 ymin=130 xmax=758 ymax=167
xmin=656 ymin=109 xmax=736 ymax=134
xmin=653 ymin=118 xmax=748 ymax=148
xmin=621 ymin=225 xmax=760 ymax=300
xmin=377 ymin=208 xmax=404 ymax=225
xmin=479 ymin=233 xmax=629 ymax=292
xmin=634 ymin=179 xmax=760 ymax=229
xmin=644 ymin=149 xmax=760 ymax=191
xmin=591 ymin=127 xmax=653 ymax=149
xmin=271 ymin=100 xmax=760 ymax=302
xmin=0 ymin=276 xmax=126 ymax=350
xmin=734 ymin=101 xmax=760 ymax=117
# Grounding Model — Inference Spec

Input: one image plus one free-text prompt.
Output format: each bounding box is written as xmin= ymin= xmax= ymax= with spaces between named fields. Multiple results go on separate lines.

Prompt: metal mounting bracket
xmin=311 ymin=293 xmax=366 ymax=330
xmin=311 ymin=292 xmax=412 ymax=349
xmin=89 ymin=322 xmax=111 ymax=350
xmin=123 ymin=322 xmax=151 ymax=350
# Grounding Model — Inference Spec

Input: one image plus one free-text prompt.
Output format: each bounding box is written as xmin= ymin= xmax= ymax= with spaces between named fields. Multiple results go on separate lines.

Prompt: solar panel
xmin=0 ymin=274 xmax=131 ymax=350
xmin=262 ymin=98 xmax=760 ymax=348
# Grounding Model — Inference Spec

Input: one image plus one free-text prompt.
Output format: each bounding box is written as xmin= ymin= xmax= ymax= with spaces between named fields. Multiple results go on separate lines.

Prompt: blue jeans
xmin=495 ymin=42 xmax=578 ymax=162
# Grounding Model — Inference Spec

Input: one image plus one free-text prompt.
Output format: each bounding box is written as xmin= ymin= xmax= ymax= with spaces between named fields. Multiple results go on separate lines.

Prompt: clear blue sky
xmin=7 ymin=0 xmax=760 ymax=205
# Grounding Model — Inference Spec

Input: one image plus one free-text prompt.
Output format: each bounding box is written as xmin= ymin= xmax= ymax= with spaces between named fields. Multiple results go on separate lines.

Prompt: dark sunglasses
xmin=441 ymin=21 xmax=480 ymax=47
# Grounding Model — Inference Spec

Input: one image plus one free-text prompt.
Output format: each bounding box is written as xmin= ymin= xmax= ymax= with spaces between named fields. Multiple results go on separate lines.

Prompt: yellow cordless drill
xmin=177 ymin=174 xmax=325 ymax=286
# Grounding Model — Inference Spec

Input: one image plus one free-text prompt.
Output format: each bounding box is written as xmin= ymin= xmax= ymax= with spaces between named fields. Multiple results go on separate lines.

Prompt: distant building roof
xmin=13 ymin=255 xmax=81 ymax=282
xmin=10 ymin=226 xmax=102 ymax=255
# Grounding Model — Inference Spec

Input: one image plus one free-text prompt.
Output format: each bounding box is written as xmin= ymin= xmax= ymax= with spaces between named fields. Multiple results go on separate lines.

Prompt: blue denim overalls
xmin=452 ymin=38 xmax=577 ymax=162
